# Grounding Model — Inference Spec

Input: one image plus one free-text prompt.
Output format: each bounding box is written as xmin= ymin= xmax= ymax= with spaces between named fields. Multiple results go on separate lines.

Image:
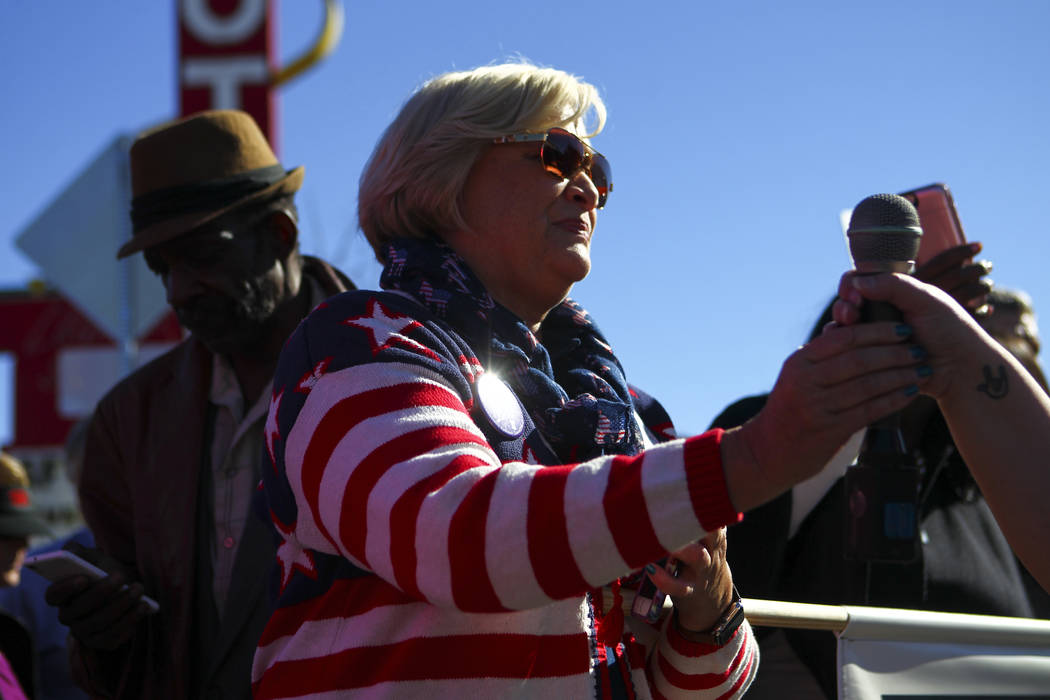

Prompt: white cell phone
xmin=24 ymin=550 xmax=160 ymax=613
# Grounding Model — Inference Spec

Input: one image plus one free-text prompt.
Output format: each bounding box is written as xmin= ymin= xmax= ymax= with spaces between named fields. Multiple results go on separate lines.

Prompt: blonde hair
xmin=358 ymin=61 xmax=607 ymax=261
xmin=0 ymin=452 xmax=29 ymax=488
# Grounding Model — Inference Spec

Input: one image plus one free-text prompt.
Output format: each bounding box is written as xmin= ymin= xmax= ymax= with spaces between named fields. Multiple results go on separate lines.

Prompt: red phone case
xmin=899 ymin=183 xmax=967 ymax=266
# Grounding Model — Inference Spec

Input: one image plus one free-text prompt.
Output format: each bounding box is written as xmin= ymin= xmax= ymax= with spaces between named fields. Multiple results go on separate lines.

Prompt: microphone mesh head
xmin=847 ymin=193 xmax=923 ymax=273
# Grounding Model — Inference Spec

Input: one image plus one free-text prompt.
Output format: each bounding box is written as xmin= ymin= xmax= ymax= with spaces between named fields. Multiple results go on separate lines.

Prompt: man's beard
xmin=175 ymin=275 xmax=282 ymax=355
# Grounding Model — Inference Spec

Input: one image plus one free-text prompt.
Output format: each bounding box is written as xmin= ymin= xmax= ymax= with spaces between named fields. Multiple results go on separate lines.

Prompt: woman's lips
xmin=553 ymin=217 xmax=591 ymax=237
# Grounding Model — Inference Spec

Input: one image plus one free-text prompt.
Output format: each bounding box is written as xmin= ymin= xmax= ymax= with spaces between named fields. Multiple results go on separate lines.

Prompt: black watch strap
xmin=676 ymin=586 xmax=745 ymax=646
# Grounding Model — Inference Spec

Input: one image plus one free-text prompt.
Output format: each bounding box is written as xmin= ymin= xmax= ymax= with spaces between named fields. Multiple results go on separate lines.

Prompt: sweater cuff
xmin=666 ymin=614 xmax=742 ymax=656
xmin=683 ymin=429 xmax=742 ymax=532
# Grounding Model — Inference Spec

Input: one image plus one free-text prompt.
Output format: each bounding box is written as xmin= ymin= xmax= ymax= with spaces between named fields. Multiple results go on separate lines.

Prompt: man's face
xmin=143 ymin=210 xmax=285 ymax=355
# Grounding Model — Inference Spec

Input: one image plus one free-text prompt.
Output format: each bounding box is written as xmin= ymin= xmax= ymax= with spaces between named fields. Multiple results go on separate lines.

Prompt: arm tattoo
xmin=976 ymin=364 xmax=1009 ymax=399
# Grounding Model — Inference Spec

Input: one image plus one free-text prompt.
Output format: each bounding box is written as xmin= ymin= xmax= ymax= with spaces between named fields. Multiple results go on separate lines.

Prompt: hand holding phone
xmin=27 ymin=550 xmax=159 ymax=613
xmin=899 ymin=183 xmax=990 ymax=310
xmin=37 ymin=547 xmax=159 ymax=651
xmin=631 ymin=557 xmax=679 ymax=623
xmin=900 ymin=183 xmax=967 ymax=267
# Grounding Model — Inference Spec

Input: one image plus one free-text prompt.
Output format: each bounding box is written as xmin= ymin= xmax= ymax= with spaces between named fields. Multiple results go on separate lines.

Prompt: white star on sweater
xmin=264 ymin=389 xmax=283 ymax=470
xmin=296 ymin=357 xmax=332 ymax=394
xmin=343 ymin=298 xmax=441 ymax=361
xmin=272 ymin=513 xmax=317 ymax=594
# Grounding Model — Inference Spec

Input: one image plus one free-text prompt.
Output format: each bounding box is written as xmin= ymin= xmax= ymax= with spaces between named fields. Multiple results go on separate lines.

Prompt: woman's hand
xmin=833 ymin=271 xmax=988 ymax=401
xmin=648 ymin=529 xmax=734 ymax=634
xmin=835 ymin=270 xmax=1050 ymax=593
xmin=721 ymin=313 xmax=929 ymax=512
xmin=913 ymin=241 xmax=992 ymax=311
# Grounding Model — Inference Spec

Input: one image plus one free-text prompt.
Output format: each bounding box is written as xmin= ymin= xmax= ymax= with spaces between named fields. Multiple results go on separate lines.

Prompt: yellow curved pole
xmin=271 ymin=0 xmax=344 ymax=87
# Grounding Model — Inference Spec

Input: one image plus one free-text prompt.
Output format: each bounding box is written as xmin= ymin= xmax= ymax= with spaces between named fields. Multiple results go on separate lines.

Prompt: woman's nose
xmin=565 ymin=169 xmax=600 ymax=210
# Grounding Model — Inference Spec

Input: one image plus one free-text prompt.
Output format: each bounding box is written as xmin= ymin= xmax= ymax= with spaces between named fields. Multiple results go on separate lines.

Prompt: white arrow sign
xmin=15 ymin=134 xmax=169 ymax=344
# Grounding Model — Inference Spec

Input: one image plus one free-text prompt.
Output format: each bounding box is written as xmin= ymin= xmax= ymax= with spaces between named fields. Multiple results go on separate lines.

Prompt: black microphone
xmin=847 ymin=193 xmax=923 ymax=322
xmin=843 ymin=194 xmax=922 ymax=564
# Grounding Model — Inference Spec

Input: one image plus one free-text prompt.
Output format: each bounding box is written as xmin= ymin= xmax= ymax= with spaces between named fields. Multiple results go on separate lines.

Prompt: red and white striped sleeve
xmin=282 ymin=357 xmax=741 ymax=612
xmin=647 ymin=619 xmax=758 ymax=699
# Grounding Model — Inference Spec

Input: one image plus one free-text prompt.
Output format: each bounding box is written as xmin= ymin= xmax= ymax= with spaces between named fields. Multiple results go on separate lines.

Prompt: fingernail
xmin=895 ymin=324 xmax=913 ymax=337
xmin=683 ymin=585 xmax=695 ymax=596
xmin=852 ymin=276 xmax=876 ymax=290
xmin=969 ymin=242 xmax=982 ymax=254
xmin=904 ymin=384 xmax=919 ymax=396
xmin=916 ymin=365 xmax=933 ymax=378
xmin=910 ymin=345 xmax=927 ymax=360
xmin=645 ymin=563 xmax=657 ymax=574
xmin=981 ymin=260 xmax=994 ymax=273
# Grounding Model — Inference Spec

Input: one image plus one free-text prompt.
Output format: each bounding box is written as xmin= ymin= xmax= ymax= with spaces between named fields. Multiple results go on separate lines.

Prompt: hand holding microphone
xmin=842 ymin=193 xmax=924 ymax=564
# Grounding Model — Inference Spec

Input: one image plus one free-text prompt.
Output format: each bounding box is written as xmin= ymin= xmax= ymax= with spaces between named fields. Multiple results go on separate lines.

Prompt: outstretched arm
xmin=836 ymin=271 xmax=1050 ymax=591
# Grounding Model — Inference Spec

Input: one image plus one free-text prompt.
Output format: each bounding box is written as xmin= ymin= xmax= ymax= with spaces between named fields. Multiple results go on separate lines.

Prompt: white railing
xmin=743 ymin=598 xmax=1050 ymax=698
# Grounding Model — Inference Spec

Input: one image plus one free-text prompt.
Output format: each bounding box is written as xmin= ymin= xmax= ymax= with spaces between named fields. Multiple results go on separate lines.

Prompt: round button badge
xmin=475 ymin=373 xmax=525 ymax=439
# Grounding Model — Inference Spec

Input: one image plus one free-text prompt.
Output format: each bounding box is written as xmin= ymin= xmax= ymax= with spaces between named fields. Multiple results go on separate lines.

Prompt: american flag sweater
xmin=252 ymin=289 xmax=758 ymax=699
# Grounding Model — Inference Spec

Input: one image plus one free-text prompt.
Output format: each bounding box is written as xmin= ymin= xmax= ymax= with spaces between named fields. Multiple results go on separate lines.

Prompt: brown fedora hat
xmin=117 ymin=110 xmax=304 ymax=259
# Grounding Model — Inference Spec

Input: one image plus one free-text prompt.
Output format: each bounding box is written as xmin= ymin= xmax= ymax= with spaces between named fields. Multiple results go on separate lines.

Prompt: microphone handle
xmin=845 ymin=282 xmax=919 ymax=564
xmin=859 ymin=296 xmax=906 ymax=433
xmin=860 ymin=298 xmax=902 ymax=325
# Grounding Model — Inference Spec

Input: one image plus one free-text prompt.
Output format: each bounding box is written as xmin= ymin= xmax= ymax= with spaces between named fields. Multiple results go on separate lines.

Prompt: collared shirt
xmin=206 ymin=278 xmax=326 ymax=618
xmin=207 ymin=353 xmax=270 ymax=619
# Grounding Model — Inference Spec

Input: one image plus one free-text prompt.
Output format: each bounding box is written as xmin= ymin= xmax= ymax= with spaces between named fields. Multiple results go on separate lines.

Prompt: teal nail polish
xmin=895 ymin=324 xmax=913 ymax=337
xmin=916 ymin=364 xmax=933 ymax=378
xmin=910 ymin=345 xmax=927 ymax=360
xmin=904 ymin=384 xmax=919 ymax=397
xmin=645 ymin=563 xmax=656 ymax=574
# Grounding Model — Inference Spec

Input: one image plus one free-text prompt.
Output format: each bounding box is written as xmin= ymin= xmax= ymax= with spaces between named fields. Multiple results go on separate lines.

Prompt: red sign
xmin=0 ymin=291 xmax=182 ymax=450
xmin=179 ymin=0 xmax=278 ymax=150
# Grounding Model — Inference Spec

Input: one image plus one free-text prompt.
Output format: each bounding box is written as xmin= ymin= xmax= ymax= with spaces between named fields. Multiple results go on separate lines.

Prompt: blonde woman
xmin=252 ymin=63 xmax=930 ymax=698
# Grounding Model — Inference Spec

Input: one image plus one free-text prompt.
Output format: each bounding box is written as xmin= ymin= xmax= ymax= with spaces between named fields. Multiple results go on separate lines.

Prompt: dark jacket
xmin=72 ymin=257 xmax=353 ymax=699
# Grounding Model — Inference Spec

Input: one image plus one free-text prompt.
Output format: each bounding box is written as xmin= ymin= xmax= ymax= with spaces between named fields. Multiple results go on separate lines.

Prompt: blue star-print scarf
xmin=380 ymin=237 xmax=644 ymax=462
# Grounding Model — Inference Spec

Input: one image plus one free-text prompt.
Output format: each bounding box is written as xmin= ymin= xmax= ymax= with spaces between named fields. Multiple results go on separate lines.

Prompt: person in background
xmin=0 ymin=451 xmax=54 ymax=700
xmin=0 ymin=420 xmax=93 ymax=700
xmin=43 ymin=110 xmax=355 ymax=700
xmin=250 ymin=62 xmax=934 ymax=699
xmin=975 ymin=287 xmax=1047 ymax=393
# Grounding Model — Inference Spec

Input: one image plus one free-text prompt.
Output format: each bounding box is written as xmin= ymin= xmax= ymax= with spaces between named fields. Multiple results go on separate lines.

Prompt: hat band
xmin=130 ymin=164 xmax=287 ymax=233
xmin=0 ymin=485 xmax=31 ymax=513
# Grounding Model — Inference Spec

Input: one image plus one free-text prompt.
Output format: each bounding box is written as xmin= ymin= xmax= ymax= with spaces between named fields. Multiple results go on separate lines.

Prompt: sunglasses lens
xmin=540 ymin=129 xmax=613 ymax=209
xmin=540 ymin=129 xmax=586 ymax=179
xmin=589 ymin=153 xmax=612 ymax=209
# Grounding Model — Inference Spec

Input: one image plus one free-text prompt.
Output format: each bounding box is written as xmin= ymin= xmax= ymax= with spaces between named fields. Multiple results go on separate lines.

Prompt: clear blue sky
xmin=2 ymin=1 xmax=1049 ymax=443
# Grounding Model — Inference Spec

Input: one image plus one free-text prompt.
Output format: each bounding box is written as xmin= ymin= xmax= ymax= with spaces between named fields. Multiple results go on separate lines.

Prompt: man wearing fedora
xmin=44 ymin=110 xmax=355 ymax=699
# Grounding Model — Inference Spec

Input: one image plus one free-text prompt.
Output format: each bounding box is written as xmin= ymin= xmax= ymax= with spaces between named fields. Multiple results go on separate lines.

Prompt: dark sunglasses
xmin=493 ymin=127 xmax=613 ymax=209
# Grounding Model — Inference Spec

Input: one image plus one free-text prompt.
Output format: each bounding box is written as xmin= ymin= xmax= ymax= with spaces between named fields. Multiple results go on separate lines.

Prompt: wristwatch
xmin=675 ymin=586 xmax=745 ymax=646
